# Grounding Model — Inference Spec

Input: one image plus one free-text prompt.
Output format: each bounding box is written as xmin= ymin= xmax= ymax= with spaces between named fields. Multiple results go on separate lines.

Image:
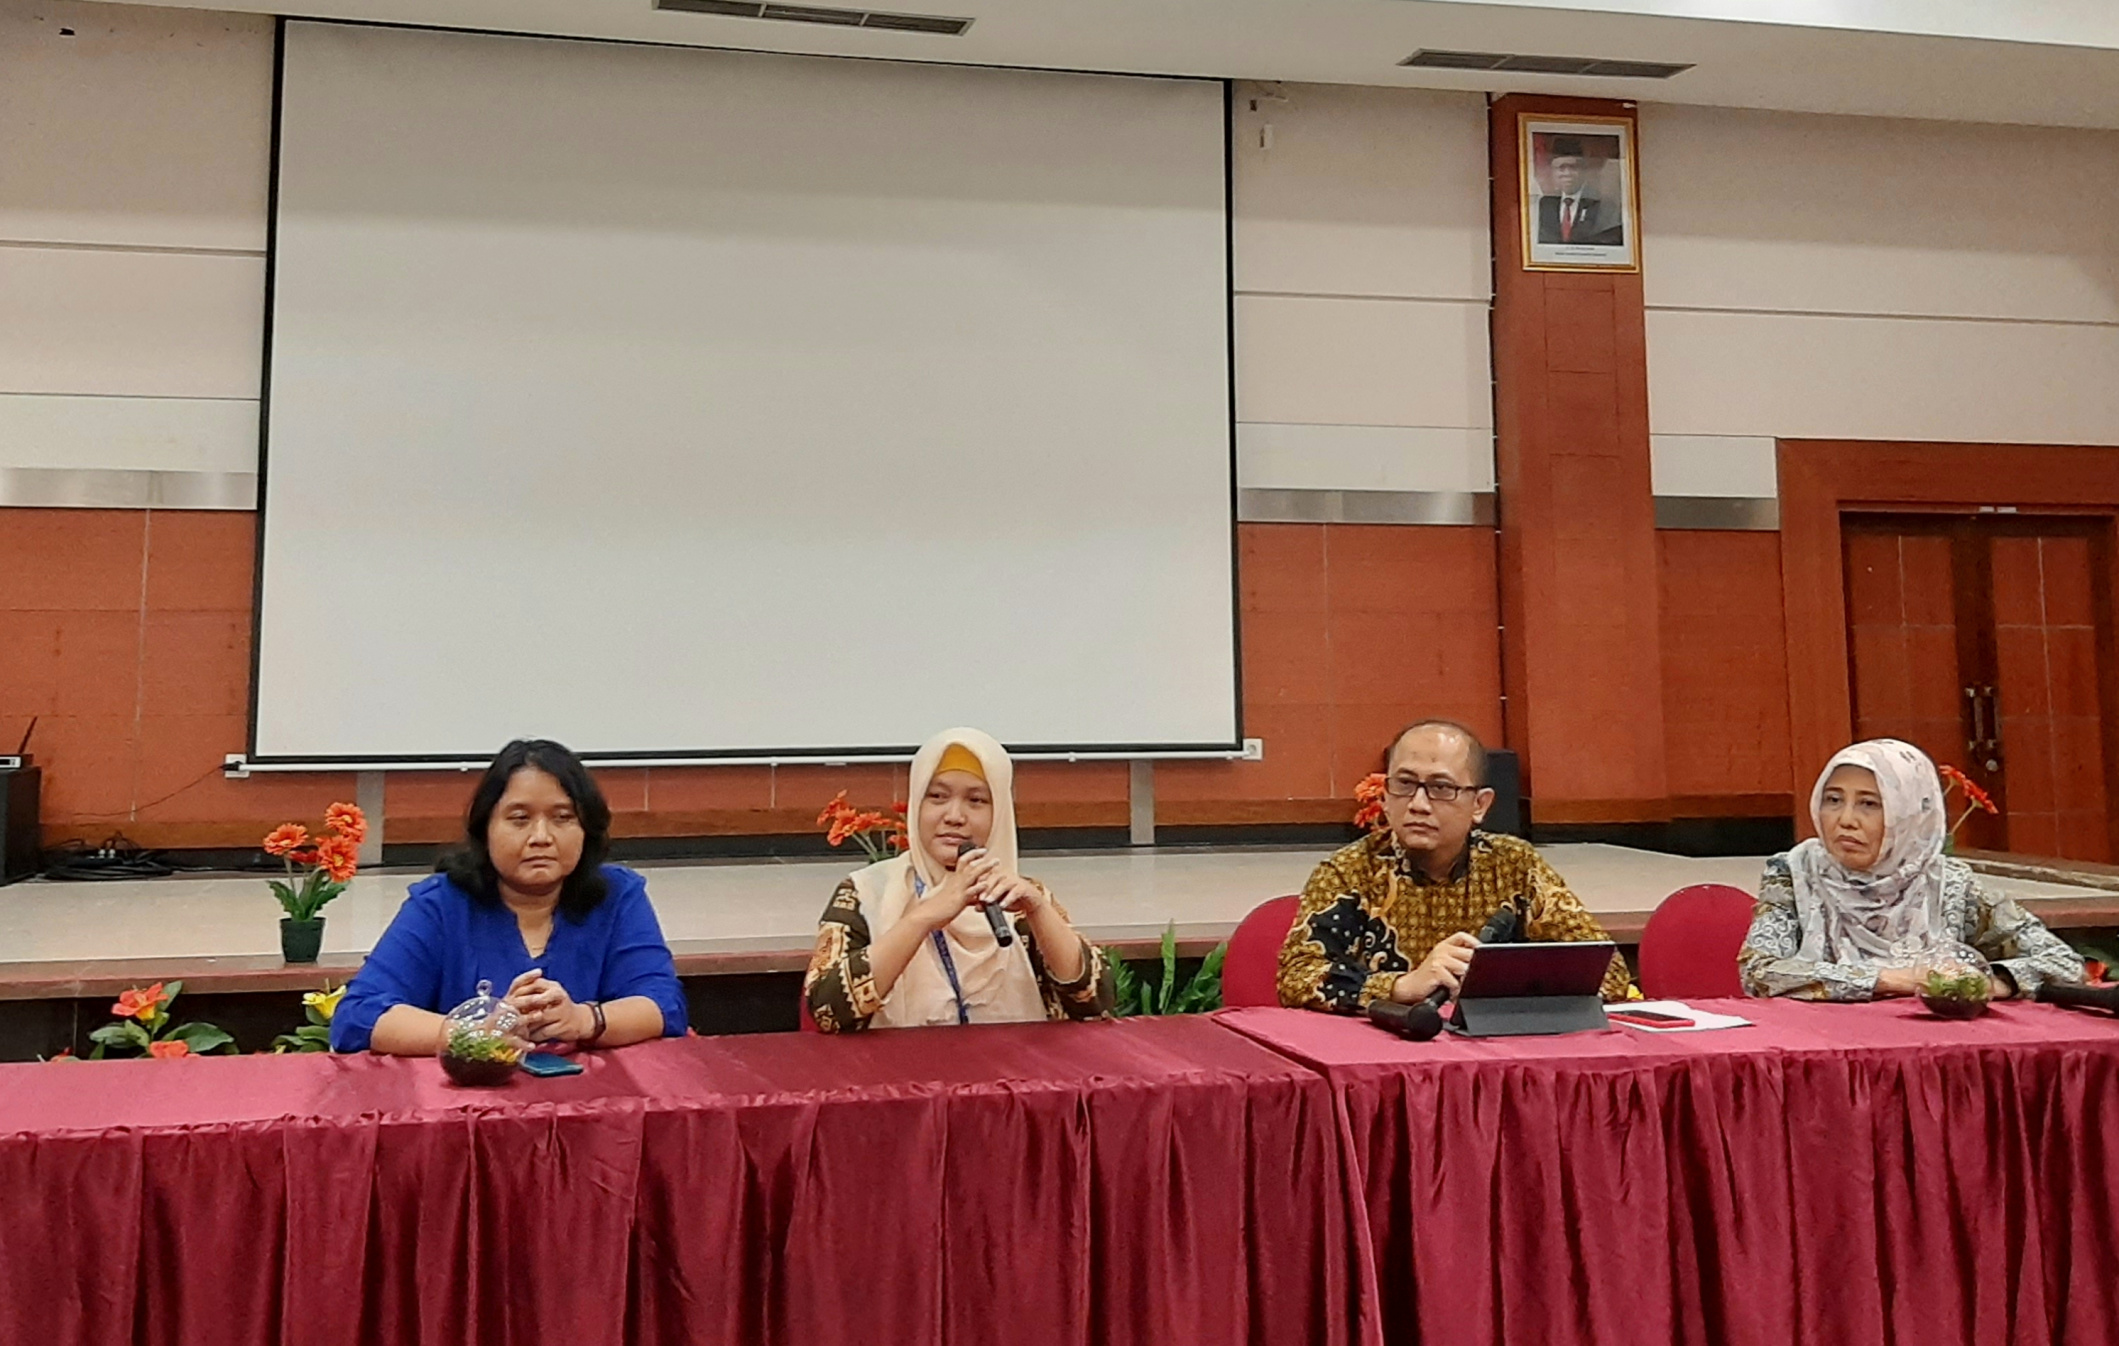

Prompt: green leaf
xmin=163 ymin=980 xmax=184 ymax=1001
xmin=296 ymin=1024 xmax=330 ymax=1042
xmin=268 ymin=880 xmax=298 ymax=913
xmin=1109 ymin=956 xmax=1141 ymax=1019
xmin=88 ymin=1023 xmax=137 ymax=1047
xmin=1157 ymin=924 xmax=1178 ymax=1016
xmin=165 ymin=1021 xmax=234 ymax=1053
xmin=1177 ymin=942 xmax=1229 ymax=1014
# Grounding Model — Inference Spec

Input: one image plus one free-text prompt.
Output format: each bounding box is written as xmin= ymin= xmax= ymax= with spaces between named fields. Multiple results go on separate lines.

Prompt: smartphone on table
xmin=520 ymin=1051 xmax=585 ymax=1077
xmin=1608 ymin=1009 xmax=1696 ymax=1029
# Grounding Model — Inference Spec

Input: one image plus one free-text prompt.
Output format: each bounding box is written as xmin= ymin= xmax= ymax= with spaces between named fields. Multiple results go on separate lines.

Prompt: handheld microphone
xmin=1367 ymin=900 xmax=1521 ymax=1042
xmin=2033 ymin=980 xmax=2119 ymax=1014
xmin=955 ymin=843 xmax=1014 ymax=948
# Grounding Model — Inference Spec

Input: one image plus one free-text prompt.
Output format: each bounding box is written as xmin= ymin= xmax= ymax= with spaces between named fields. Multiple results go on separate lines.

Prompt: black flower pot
xmin=280 ymin=917 xmax=325 ymax=964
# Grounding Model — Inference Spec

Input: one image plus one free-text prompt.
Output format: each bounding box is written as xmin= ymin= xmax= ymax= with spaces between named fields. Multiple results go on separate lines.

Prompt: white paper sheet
xmin=1605 ymin=999 xmax=1754 ymax=1032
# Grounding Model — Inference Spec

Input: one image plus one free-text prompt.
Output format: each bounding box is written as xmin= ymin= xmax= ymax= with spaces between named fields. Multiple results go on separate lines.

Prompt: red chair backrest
xmin=1637 ymin=883 xmax=1757 ymax=1000
xmin=1221 ymin=894 xmax=1301 ymax=1008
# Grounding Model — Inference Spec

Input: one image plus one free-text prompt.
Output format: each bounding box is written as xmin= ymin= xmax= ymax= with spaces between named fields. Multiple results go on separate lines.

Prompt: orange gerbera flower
xmin=314 ymin=833 xmax=359 ymax=884
xmin=113 ymin=983 xmax=169 ymax=1022
xmin=324 ymin=802 xmax=368 ymax=846
xmin=816 ymin=791 xmax=852 ymax=829
xmin=263 ymin=823 xmax=309 ymax=857
xmin=147 ymin=1040 xmax=191 ymax=1059
xmin=1939 ymin=764 xmax=1998 ymax=810
xmin=1353 ymin=772 xmax=1389 ymax=831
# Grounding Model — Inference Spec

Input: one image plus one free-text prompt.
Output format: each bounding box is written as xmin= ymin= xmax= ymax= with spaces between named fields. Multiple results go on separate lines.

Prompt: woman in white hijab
xmin=803 ymin=727 xmax=1115 ymax=1031
xmin=1739 ymin=738 xmax=2083 ymax=1000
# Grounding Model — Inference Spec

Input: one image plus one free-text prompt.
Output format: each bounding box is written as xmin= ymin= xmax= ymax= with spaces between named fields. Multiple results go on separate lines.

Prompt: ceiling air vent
xmin=1400 ymin=48 xmax=1691 ymax=79
xmin=655 ymin=0 xmax=974 ymax=35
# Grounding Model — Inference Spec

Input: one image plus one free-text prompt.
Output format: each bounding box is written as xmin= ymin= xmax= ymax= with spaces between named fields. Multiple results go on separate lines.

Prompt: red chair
xmin=1221 ymin=895 xmax=1301 ymax=1007
xmin=1636 ymin=883 xmax=1757 ymax=1000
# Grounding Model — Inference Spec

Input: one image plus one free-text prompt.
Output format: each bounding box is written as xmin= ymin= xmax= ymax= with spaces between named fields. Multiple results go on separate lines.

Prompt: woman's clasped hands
xmin=505 ymin=967 xmax=598 ymax=1045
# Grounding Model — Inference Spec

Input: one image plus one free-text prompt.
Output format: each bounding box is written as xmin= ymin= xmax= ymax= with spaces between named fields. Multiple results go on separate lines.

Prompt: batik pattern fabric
xmin=1276 ymin=829 xmax=1632 ymax=1012
xmin=804 ymin=878 xmax=1114 ymax=1033
xmin=1740 ymin=853 xmax=2084 ymax=1000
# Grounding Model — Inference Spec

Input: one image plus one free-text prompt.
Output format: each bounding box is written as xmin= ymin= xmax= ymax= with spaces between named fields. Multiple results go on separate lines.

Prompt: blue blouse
xmin=330 ymin=864 xmax=689 ymax=1052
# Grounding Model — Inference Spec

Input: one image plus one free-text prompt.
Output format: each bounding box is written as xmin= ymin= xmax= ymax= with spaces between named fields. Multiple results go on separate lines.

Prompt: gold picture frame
xmin=1518 ymin=113 xmax=1641 ymax=273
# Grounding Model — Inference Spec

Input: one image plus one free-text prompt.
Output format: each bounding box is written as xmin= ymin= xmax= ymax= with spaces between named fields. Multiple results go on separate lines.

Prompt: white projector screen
xmin=255 ymin=22 xmax=1237 ymax=762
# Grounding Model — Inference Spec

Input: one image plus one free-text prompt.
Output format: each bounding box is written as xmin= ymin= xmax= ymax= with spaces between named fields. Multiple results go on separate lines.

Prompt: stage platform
xmin=2 ymin=843 xmax=2113 ymax=1001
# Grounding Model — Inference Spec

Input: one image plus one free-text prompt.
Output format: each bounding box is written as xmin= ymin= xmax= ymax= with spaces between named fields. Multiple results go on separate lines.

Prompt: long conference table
xmin=4 ymin=1000 xmax=2118 ymax=1346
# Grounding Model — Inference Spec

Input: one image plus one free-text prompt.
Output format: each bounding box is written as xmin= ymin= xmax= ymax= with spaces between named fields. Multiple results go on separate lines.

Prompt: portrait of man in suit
xmin=1534 ymin=136 xmax=1626 ymax=248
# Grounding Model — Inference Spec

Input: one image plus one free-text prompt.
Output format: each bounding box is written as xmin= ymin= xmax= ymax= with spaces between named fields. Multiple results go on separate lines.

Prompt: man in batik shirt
xmin=1278 ymin=720 xmax=1631 ymax=1011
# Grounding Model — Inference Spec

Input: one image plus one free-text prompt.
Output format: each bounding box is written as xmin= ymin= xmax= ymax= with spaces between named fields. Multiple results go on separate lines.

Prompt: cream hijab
xmin=849 ymin=727 xmax=1048 ymax=1029
xmin=1787 ymin=738 xmax=1953 ymax=964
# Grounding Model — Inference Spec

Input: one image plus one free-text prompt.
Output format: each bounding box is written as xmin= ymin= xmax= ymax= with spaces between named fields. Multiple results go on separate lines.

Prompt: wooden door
xmin=1842 ymin=515 xmax=2115 ymax=861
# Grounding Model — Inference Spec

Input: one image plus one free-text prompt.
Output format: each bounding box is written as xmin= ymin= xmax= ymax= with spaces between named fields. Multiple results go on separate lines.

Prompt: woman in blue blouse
xmin=331 ymin=739 xmax=689 ymax=1054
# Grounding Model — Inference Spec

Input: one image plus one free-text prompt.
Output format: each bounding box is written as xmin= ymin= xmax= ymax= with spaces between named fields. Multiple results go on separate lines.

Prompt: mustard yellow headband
xmin=935 ymin=742 xmax=987 ymax=783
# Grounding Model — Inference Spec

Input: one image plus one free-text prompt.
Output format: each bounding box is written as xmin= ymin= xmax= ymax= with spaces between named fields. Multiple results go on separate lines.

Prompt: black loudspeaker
xmin=0 ymin=766 xmax=41 ymax=885
xmin=1483 ymin=749 xmax=1525 ymax=840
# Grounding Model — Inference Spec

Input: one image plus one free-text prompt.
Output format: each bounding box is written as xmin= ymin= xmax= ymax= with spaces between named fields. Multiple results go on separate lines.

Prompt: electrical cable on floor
xmin=40 ymin=835 xmax=179 ymax=881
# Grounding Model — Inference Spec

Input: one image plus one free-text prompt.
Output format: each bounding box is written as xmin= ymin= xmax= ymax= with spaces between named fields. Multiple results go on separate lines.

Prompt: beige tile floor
xmin=0 ymin=843 xmax=2105 ymax=964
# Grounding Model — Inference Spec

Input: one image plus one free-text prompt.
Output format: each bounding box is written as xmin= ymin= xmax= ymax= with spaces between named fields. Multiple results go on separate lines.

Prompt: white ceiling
xmin=88 ymin=0 xmax=2119 ymax=129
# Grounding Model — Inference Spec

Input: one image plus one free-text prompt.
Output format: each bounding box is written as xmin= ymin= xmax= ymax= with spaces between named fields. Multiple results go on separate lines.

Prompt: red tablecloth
xmin=0 ymin=1017 xmax=1373 ymax=1346
xmin=1218 ymin=998 xmax=2119 ymax=1346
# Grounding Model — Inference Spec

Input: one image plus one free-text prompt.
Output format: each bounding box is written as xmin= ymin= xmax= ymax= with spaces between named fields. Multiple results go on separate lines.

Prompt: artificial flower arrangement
xmin=1937 ymin=763 xmax=2000 ymax=853
xmin=816 ymin=792 xmax=910 ymax=863
xmin=1908 ymin=765 xmax=2002 ymax=1016
xmin=87 ymin=981 xmax=234 ymax=1059
xmin=1353 ymin=773 xmax=1388 ymax=832
xmin=264 ymin=803 xmax=367 ymax=962
xmin=271 ymin=983 xmax=345 ymax=1053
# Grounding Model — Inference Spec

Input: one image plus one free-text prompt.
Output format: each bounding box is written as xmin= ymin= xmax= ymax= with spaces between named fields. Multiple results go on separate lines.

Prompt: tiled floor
xmin=0 ymin=843 xmax=2105 ymax=964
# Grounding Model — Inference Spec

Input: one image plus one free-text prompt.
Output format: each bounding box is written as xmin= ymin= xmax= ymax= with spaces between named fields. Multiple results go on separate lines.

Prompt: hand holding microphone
xmin=1369 ymin=902 xmax=1521 ymax=1042
xmin=952 ymin=843 xmax=1017 ymax=948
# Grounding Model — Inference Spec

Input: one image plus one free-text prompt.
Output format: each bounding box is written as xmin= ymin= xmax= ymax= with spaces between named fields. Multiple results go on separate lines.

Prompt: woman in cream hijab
xmin=804 ymin=727 xmax=1115 ymax=1031
xmin=1738 ymin=738 xmax=2082 ymax=1000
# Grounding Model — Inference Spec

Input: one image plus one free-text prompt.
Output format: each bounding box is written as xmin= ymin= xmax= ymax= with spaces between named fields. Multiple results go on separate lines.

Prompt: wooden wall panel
xmin=1160 ymin=521 xmax=1502 ymax=814
xmin=1659 ymin=530 xmax=1792 ymax=798
xmin=1488 ymin=94 xmax=1668 ymax=811
xmin=3 ymin=512 xmax=1503 ymax=843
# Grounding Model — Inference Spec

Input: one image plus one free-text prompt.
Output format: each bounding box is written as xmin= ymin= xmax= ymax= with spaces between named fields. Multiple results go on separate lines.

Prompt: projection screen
xmin=253 ymin=22 xmax=1237 ymax=762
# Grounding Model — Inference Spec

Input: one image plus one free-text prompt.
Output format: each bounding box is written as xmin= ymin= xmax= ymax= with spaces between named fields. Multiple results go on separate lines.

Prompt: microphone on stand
xmin=2033 ymin=980 xmax=2119 ymax=1014
xmin=955 ymin=843 xmax=1014 ymax=948
xmin=1367 ymin=900 xmax=1522 ymax=1042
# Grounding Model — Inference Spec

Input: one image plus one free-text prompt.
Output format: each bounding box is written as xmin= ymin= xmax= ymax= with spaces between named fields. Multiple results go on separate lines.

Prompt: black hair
xmin=1383 ymin=719 xmax=1489 ymax=787
xmin=440 ymin=738 xmax=612 ymax=922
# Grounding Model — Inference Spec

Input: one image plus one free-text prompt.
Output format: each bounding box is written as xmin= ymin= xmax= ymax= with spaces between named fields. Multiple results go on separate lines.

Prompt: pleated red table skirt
xmin=0 ymin=1016 xmax=1371 ymax=1346
xmin=8 ymin=1000 xmax=2119 ymax=1346
xmin=1220 ymin=997 xmax=2119 ymax=1346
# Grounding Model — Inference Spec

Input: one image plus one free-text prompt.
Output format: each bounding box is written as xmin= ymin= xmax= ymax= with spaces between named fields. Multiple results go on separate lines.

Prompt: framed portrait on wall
xmin=1519 ymin=114 xmax=1639 ymax=272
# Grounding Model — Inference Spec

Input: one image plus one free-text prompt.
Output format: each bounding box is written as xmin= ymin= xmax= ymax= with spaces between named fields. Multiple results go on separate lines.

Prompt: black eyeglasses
xmin=1383 ymin=776 xmax=1481 ymax=803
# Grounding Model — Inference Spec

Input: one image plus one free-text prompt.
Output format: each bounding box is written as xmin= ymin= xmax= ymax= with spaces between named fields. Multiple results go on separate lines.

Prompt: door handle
xmin=1982 ymin=686 xmax=2002 ymax=771
xmin=1966 ymin=686 xmax=1985 ymax=758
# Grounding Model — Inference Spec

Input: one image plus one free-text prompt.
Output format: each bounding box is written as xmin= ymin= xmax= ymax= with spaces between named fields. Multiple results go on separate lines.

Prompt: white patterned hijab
xmin=1787 ymin=738 xmax=1952 ymax=964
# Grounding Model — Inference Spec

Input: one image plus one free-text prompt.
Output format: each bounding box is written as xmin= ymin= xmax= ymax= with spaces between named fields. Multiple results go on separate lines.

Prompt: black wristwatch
xmin=585 ymin=1000 xmax=607 ymax=1044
